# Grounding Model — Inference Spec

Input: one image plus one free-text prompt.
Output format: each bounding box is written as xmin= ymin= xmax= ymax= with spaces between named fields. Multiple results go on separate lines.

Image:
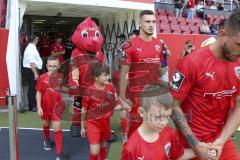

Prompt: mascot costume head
xmin=72 ymin=17 xmax=104 ymax=54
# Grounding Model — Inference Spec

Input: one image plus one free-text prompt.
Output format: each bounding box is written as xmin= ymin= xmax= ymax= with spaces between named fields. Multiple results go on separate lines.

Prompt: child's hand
xmin=207 ymin=143 xmax=217 ymax=160
xmin=37 ymin=107 xmax=43 ymax=117
xmin=80 ymin=127 xmax=86 ymax=137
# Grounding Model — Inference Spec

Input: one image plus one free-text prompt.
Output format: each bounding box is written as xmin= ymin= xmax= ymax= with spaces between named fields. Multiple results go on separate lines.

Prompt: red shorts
xmin=178 ymin=133 xmax=240 ymax=160
xmin=86 ymin=118 xmax=110 ymax=144
xmin=41 ymin=101 xmax=66 ymax=121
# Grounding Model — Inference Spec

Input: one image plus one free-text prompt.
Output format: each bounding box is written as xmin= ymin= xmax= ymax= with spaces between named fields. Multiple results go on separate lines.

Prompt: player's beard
xmin=221 ymin=42 xmax=238 ymax=62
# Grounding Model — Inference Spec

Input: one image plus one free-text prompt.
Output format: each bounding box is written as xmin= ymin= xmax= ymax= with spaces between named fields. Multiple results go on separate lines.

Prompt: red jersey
xmin=187 ymin=0 xmax=195 ymax=8
xmin=51 ymin=43 xmax=65 ymax=64
xmin=119 ymin=36 xmax=163 ymax=99
xmin=121 ymin=127 xmax=184 ymax=160
xmin=82 ymin=83 xmax=118 ymax=121
xmin=36 ymin=73 xmax=64 ymax=113
xmin=39 ymin=39 xmax=51 ymax=57
xmin=170 ymin=47 xmax=240 ymax=142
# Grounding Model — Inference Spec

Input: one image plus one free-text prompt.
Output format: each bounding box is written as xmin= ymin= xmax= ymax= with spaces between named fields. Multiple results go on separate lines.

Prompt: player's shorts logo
xmin=234 ymin=67 xmax=240 ymax=80
xmin=170 ymin=70 xmax=185 ymax=91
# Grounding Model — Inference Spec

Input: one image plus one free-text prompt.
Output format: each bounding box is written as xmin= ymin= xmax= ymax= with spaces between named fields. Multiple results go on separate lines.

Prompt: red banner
xmin=0 ymin=29 xmax=9 ymax=105
xmin=157 ymin=33 xmax=211 ymax=78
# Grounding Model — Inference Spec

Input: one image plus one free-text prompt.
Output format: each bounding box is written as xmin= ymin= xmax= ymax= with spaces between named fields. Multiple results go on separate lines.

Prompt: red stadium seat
xmin=180 ymin=25 xmax=190 ymax=34
xmin=186 ymin=18 xmax=195 ymax=26
xmin=170 ymin=24 xmax=181 ymax=33
xmin=177 ymin=17 xmax=186 ymax=24
xmin=168 ymin=16 xmax=178 ymax=24
xmin=166 ymin=10 xmax=175 ymax=16
xmin=157 ymin=9 xmax=167 ymax=16
xmin=189 ymin=26 xmax=200 ymax=34
xmin=158 ymin=16 xmax=169 ymax=23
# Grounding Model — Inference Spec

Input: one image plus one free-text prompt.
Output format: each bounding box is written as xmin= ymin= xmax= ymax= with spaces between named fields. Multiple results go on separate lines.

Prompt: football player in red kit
xmin=170 ymin=10 xmax=240 ymax=160
xmin=36 ymin=56 xmax=66 ymax=160
xmin=121 ymin=85 xmax=201 ymax=160
xmin=80 ymin=62 xmax=121 ymax=160
xmin=119 ymin=10 xmax=164 ymax=139
xmin=50 ymin=37 xmax=65 ymax=64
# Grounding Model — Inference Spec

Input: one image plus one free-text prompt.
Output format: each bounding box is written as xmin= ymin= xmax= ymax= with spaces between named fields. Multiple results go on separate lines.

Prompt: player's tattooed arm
xmin=171 ymin=98 xmax=198 ymax=148
xmin=172 ymin=98 xmax=213 ymax=160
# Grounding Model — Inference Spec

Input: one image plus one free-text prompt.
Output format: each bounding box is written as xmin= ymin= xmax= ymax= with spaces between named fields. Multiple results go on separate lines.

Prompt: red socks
xmin=43 ymin=125 xmax=50 ymax=140
xmin=120 ymin=118 xmax=128 ymax=134
xmin=89 ymin=153 xmax=98 ymax=160
xmin=54 ymin=130 xmax=63 ymax=154
xmin=100 ymin=147 xmax=107 ymax=160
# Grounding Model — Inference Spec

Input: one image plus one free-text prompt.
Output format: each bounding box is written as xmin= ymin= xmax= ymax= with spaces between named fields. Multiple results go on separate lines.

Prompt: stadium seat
xmin=168 ymin=16 xmax=178 ymax=24
xmin=177 ymin=17 xmax=186 ymax=24
xmin=170 ymin=24 xmax=181 ymax=33
xmin=158 ymin=16 xmax=169 ymax=23
xmin=186 ymin=18 xmax=195 ymax=26
xmin=193 ymin=18 xmax=202 ymax=25
xmin=157 ymin=9 xmax=167 ymax=16
xmin=180 ymin=25 xmax=191 ymax=34
xmin=189 ymin=26 xmax=200 ymax=34
xmin=166 ymin=10 xmax=175 ymax=16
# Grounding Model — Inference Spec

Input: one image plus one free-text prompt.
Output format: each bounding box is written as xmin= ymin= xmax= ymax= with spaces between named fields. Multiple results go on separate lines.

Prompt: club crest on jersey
xmin=234 ymin=67 xmax=240 ymax=80
xmin=155 ymin=45 xmax=161 ymax=52
xmin=170 ymin=70 xmax=185 ymax=91
xmin=164 ymin=142 xmax=171 ymax=158
xmin=120 ymin=51 xmax=127 ymax=60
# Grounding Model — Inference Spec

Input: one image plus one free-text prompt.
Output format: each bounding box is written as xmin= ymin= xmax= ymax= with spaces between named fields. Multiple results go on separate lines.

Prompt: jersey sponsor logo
xmin=155 ymin=45 xmax=161 ymax=52
xmin=205 ymin=72 xmax=215 ymax=80
xmin=203 ymin=86 xmax=237 ymax=99
xmin=170 ymin=70 xmax=185 ymax=91
xmin=137 ymin=156 xmax=144 ymax=160
xmin=234 ymin=67 xmax=240 ymax=80
xmin=164 ymin=142 xmax=171 ymax=158
xmin=136 ymin=47 xmax=143 ymax=52
xmin=139 ymin=58 xmax=160 ymax=63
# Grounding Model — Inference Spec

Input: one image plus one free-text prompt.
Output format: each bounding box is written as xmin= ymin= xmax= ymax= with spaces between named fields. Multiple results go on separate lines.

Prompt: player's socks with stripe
xmin=89 ymin=153 xmax=98 ymax=160
xmin=99 ymin=147 xmax=107 ymax=160
xmin=54 ymin=130 xmax=63 ymax=155
xmin=43 ymin=125 xmax=52 ymax=150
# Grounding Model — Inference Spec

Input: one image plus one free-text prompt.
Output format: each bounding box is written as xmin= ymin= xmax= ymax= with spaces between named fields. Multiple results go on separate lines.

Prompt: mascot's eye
xmin=95 ymin=31 xmax=100 ymax=37
xmin=81 ymin=31 xmax=88 ymax=37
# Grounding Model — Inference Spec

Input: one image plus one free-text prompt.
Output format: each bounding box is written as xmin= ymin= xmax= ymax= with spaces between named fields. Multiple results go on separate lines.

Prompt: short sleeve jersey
xmin=82 ymin=83 xmax=118 ymax=120
xmin=119 ymin=36 xmax=163 ymax=98
xmin=121 ymin=127 xmax=184 ymax=160
xmin=36 ymin=73 xmax=64 ymax=112
xmin=170 ymin=47 xmax=240 ymax=142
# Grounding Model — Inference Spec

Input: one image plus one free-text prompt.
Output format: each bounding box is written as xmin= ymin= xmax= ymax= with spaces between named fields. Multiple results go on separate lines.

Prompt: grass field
xmin=1 ymin=109 xmax=240 ymax=160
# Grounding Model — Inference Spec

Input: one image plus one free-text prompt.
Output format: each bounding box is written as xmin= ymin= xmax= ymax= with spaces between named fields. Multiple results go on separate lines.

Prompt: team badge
xmin=170 ymin=70 xmax=185 ymax=91
xmin=120 ymin=51 xmax=127 ymax=61
xmin=164 ymin=142 xmax=171 ymax=158
xmin=234 ymin=67 xmax=240 ymax=80
xmin=155 ymin=45 xmax=161 ymax=52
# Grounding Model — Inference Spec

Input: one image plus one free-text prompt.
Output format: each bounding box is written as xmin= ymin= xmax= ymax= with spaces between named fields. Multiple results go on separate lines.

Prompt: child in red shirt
xmin=121 ymin=85 xmax=216 ymax=160
xmin=80 ymin=62 xmax=121 ymax=160
xmin=36 ymin=56 xmax=66 ymax=160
